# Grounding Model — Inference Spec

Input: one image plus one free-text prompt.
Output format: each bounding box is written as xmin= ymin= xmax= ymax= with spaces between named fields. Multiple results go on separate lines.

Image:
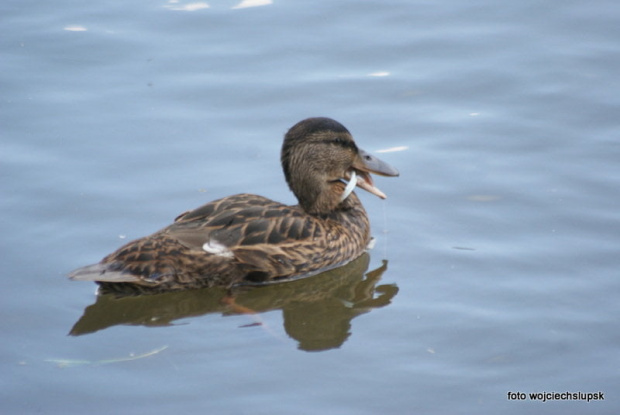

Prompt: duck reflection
xmin=70 ymin=253 xmax=398 ymax=351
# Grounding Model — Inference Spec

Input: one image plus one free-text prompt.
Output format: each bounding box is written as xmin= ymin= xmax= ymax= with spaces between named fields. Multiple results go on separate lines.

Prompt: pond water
xmin=2 ymin=0 xmax=619 ymax=413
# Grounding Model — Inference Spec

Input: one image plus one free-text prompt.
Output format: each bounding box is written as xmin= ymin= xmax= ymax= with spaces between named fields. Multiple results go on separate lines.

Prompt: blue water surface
xmin=2 ymin=0 xmax=620 ymax=414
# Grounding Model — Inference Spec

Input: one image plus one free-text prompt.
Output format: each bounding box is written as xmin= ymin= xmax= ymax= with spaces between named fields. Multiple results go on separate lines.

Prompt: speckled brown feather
xmin=68 ymin=117 xmax=398 ymax=295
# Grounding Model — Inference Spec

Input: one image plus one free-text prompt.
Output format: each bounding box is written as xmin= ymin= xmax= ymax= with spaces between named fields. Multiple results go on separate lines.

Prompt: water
xmin=2 ymin=0 xmax=620 ymax=413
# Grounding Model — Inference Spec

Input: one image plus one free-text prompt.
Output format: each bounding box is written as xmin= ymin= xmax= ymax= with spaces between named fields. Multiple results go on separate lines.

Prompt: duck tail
xmin=68 ymin=263 xmax=142 ymax=283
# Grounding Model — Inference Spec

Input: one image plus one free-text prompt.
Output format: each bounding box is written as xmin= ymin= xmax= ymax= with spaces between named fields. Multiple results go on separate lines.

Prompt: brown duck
xmin=68 ymin=117 xmax=399 ymax=294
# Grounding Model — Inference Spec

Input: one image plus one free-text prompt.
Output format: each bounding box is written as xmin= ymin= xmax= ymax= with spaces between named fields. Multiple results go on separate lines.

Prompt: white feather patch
xmin=366 ymin=237 xmax=376 ymax=250
xmin=202 ymin=239 xmax=234 ymax=258
xmin=340 ymin=170 xmax=357 ymax=202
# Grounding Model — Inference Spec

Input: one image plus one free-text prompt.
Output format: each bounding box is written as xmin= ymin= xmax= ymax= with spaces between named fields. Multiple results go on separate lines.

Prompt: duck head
xmin=281 ymin=117 xmax=399 ymax=215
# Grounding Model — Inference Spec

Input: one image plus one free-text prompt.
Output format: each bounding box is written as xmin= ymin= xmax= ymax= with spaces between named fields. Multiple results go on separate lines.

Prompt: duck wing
xmin=167 ymin=194 xmax=325 ymax=281
xmin=68 ymin=194 xmax=286 ymax=285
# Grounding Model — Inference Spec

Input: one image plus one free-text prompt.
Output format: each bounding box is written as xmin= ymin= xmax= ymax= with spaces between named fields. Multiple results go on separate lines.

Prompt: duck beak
xmin=348 ymin=149 xmax=399 ymax=199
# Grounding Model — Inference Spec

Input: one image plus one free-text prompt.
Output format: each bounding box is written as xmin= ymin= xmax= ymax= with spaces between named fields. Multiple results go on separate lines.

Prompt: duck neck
xmin=298 ymin=180 xmax=367 ymax=220
xmin=323 ymin=187 xmax=372 ymax=248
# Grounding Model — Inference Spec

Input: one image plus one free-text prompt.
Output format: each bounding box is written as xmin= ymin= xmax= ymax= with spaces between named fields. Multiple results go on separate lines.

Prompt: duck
xmin=68 ymin=117 xmax=399 ymax=295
